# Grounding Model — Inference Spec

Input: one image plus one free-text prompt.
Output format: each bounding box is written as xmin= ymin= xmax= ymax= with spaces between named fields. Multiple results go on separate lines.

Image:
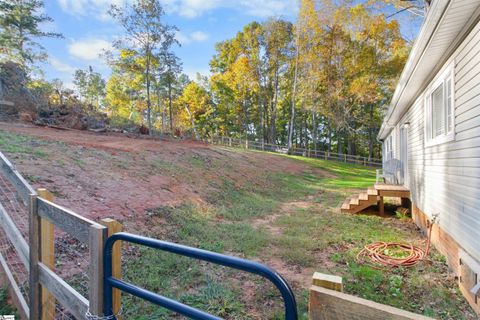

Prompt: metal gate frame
xmin=103 ymin=232 xmax=298 ymax=320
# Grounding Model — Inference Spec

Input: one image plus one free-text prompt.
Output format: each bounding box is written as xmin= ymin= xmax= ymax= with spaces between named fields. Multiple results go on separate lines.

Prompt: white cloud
xmin=57 ymin=0 xmax=124 ymax=18
xmin=176 ymin=0 xmax=220 ymax=18
xmin=175 ymin=31 xmax=191 ymax=45
xmin=239 ymin=0 xmax=297 ymax=18
xmin=190 ymin=31 xmax=208 ymax=42
xmin=68 ymin=38 xmax=113 ymax=61
xmin=56 ymin=0 xmax=297 ymax=19
xmin=175 ymin=31 xmax=209 ymax=45
xmin=49 ymin=57 xmax=76 ymax=74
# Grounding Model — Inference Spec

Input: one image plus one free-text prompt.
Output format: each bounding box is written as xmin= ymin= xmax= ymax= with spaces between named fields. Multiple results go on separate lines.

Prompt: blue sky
xmin=38 ymin=0 xmax=299 ymax=88
xmin=38 ymin=0 xmax=421 ymax=88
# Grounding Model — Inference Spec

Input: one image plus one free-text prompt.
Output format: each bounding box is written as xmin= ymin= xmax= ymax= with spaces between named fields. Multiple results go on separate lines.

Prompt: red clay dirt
xmin=2 ymin=122 xmax=208 ymax=152
xmin=0 ymin=122 xmax=308 ymax=230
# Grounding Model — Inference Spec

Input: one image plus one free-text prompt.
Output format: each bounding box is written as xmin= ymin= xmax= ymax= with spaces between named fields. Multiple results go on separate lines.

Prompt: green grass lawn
xmin=120 ymin=152 xmax=474 ymax=319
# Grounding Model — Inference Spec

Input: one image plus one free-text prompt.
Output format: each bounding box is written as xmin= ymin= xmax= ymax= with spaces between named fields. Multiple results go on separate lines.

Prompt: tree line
xmin=0 ymin=0 xmax=418 ymax=158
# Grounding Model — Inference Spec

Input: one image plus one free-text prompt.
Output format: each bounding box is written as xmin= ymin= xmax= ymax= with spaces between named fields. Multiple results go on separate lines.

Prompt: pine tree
xmin=108 ymin=0 xmax=178 ymax=134
xmin=0 ymin=0 xmax=62 ymax=67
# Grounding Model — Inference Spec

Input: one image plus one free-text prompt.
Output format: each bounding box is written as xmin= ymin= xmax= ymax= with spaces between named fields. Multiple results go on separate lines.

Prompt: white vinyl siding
xmin=397 ymin=19 xmax=480 ymax=266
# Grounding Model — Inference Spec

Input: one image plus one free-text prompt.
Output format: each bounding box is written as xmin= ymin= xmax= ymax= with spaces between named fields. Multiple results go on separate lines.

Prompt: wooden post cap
xmin=312 ymin=272 xmax=343 ymax=292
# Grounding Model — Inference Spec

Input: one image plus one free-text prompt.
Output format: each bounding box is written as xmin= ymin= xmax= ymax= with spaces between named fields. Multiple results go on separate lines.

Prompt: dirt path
xmin=249 ymin=200 xmax=318 ymax=288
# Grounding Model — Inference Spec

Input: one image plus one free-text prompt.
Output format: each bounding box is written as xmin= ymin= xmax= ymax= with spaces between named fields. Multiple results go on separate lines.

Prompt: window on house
xmin=426 ymin=65 xmax=454 ymax=145
xmin=384 ymin=136 xmax=393 ymax=161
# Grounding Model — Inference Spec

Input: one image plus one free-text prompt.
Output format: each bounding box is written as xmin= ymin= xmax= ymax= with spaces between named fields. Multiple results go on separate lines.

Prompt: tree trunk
xmin=299 ymin=115 xmax=304 ymax=147
xmin=312 ymin=111 xmax=317 ymax=153
xmin=168 ymin=81 xmax=173 ymax=133
xmin=270 ymin=67 xmax=279 ymax=144
xmin=288 ymin=32 xmax=300 ymax=153
xmin=162 ymin=103 xmax=167 ymax=133
xmin=260 ymin=100 xmax=265 ymax=144
xmin=304 ymin=117 xmax=309 ymax=148
xmin=184 ymin=105 xmax=199 ymax=140
xmin=242 ymin=91 xmax=249 ymax=136
xmin=347 ymin=136 xmax=355 ymax=155
xmin=146 ymin=53 xmax=152 ymax=134
xmin=337 ymin=131 xmax=343 ymax=154
xmin=368 ymin=105 xmax=374 ymax=160
xmin=328 ymin=125 xmax=332 ymax=152
xmin=156 ymin=89 xmax=162 ymax=133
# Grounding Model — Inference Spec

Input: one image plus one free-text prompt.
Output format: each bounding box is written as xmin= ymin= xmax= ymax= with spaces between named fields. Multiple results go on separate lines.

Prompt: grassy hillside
xmin=0 ymin=126 xmax=476 ymax=319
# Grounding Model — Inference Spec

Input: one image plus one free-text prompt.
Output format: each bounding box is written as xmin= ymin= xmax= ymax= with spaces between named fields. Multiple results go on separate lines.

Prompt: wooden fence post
xmin=101 ymin=218 xmax=123 ymax=318
xmin=88 ymin=224 xmax=107 ymax=318
xmin=312 ymin=272 xmax=343 ymax=292
xmin=37 ymin=188 xmax=55 ymax=320
xmin=29 ymin=193 xmax=41 ymax=320
xmin=310 ymin=272 xmax=343 ymax=320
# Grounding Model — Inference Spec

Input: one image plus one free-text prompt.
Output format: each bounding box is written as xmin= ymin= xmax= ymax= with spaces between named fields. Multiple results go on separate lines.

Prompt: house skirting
xmin=412 ymin=204 xmax=479 ymax=314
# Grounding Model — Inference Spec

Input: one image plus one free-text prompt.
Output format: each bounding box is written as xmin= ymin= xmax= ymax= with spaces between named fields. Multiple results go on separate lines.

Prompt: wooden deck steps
xmin=341 ymin=199 xmax=351 ymax=211
xmin=341 ymin=184 xmax=410 ymax=214
xmin=341 ymin=193 xmax=379 ymax=214
xmin=359 ymin=193 xmax=369 ymax=201
xmin=367 ymin=187 xmax=378 ymax=196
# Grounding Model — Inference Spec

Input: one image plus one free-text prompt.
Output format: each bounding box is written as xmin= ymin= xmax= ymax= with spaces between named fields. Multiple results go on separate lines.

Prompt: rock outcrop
xmin=0 ymin=62 xmax=37 ymax=119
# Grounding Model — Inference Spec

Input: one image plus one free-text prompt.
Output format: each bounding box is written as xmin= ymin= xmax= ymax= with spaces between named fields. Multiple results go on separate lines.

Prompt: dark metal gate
xmin=103 ymin=232 xmax=298 ymax=320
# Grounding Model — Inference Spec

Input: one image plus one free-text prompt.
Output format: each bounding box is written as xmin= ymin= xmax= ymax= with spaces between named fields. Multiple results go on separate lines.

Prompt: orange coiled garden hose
xmin=357 ymin=218 xmax=434 ymax=268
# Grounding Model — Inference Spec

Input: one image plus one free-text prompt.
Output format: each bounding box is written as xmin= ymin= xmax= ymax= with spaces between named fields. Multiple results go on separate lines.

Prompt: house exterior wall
xmin=383 ymin=18 xmax=480 ymax=299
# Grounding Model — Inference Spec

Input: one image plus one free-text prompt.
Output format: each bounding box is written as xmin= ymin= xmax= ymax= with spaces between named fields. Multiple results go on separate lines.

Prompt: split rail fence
xmin=0 ymin=151 xmax=120 ymax=320
xmin=203 ymin=136 xmax=382 ymax=168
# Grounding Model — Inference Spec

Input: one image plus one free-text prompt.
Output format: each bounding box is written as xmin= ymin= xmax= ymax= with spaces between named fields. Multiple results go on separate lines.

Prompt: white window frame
xmin=424 ymin=64 xmax=455 ymax=147
xmin=384 ymin=135 xmax=393 ymax=162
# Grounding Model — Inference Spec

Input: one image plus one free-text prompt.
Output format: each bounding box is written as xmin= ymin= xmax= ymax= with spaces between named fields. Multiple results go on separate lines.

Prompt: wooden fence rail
xmin=0 ymin=152 xmax=36 ymax=204
xmin=30 ymin=195 xmax=107 ymax=320
xmin=147 ymin=130 xmax=382 ymax=167
xmin=0 ymin=151 xmax=113 ymax=320
xmin=0 ymin=201 xmax=29 ymax=268
xmin=0 ymin=152 xmax=33 ymax=319
xmin=206 ymin=136 xmax=383 ymax=167
xmin=0 ymin=252 xmax=29 ymax=318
